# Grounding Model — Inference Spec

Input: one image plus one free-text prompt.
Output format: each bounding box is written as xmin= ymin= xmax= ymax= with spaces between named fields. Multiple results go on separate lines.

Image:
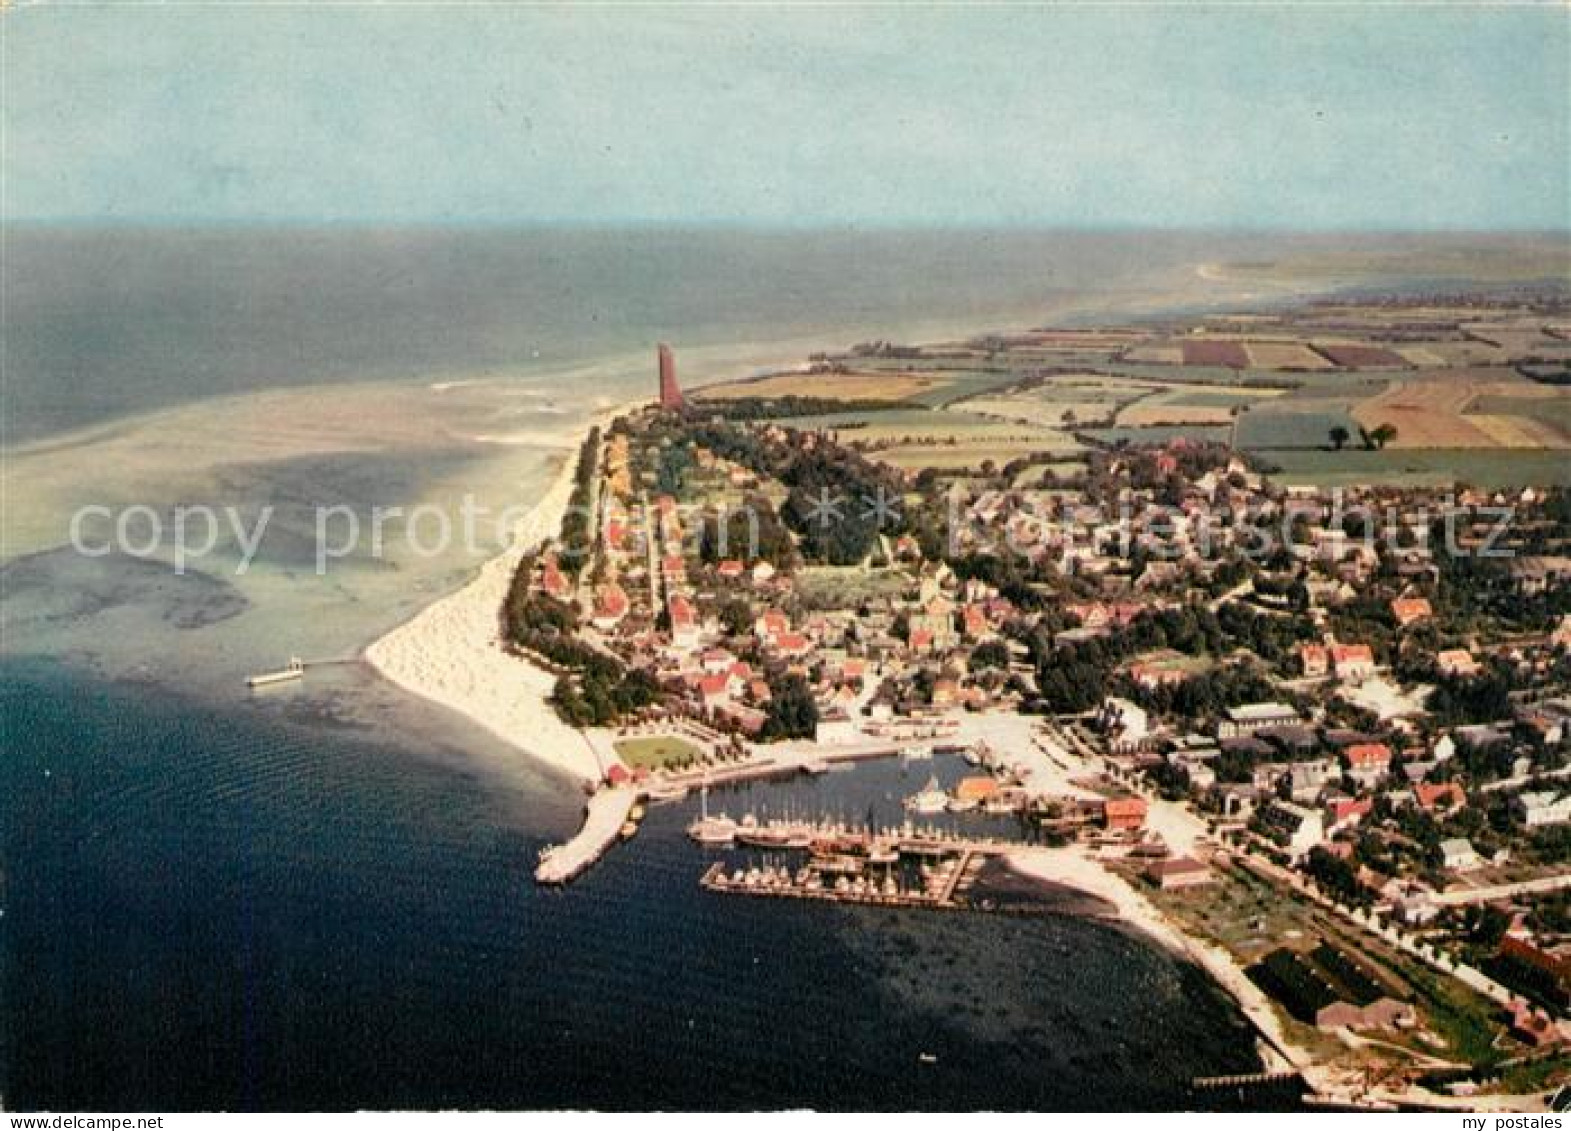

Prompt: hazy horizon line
xmin=5 ymin=217 xmax=1570 ymax=239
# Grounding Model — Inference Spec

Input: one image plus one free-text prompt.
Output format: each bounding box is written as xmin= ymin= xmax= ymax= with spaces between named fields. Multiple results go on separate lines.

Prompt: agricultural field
xmin=902 ymin=369 xmax=1025 ymax=407
xmin=773 ymin=405 xmax=1083 ymax=474
xmin=1258 ymin=448 xmax=1571 ymax=489
xmin=1113 ymin=385 xmax=1278 ymax=429
xmin=1012 ymin=460 xmax=1089 ymax=487
xmin=1354 ymin=373 xmax=1571 ymax=450
xmin=1461 ymin=321 xmax=1571 ymax=357
xmin=1313 ymin=342 xmax=1409 ymax=369
xmin=1121 ymin=344 xmax=1184 ymax=364
xmin=1090 ymin=361 xmax=1290 ymax=387
xmin=1395 ymin=340 xmax=1511 ymax=367
xmin=1115 ymin=403 xmax=1237 ymax=428
xmin=695 ymin=369 xmax=946 ymax=402
xmin=1470 ymin=393 xmax=1571 ymax=435
xmin=961 ymin=376 xmax=1142 ymax=429
xmin=1242 ymin=341 xmax=1335 ymax=371
xmin=1234 ymin=403 xmax=1360 ymax=451
xmin=1084 ymin=423 xmax=1234 ymax=447
xmin=739 ymin=293 xmax=1571 ymax=479
xmin=1181 ymin=340 xmax=1251 ymax=368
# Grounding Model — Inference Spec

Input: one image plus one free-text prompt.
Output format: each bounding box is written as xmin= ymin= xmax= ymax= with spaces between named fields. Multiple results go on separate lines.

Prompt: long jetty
xmin=535 ymin=785 xmax=639 ymax=884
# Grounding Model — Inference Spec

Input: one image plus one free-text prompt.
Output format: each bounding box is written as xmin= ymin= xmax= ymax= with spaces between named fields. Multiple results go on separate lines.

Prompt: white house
xmin=1440 ymin=838 xmax=1480 ymax=871
xmin=1515 ymin=791 xmax=1571 ymax=828
xmin=1259 ymin=799 xmax=1325 ymax=860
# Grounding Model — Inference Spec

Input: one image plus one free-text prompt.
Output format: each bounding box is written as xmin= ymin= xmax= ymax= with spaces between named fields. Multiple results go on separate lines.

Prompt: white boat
xmin=904 ymin=775 xmax=948 ymax=815
xmin=246 ymin=657 xmax=304 ymax=688
xmin=946 ymin=796 xmax=979 ymax=813
xmin=902 ymin=745 xmax=933 ymax=761
xmin=686 ymin=785 xmax=738 ymax=845
xmin=867 ymin=842 xmax=900 ymax=865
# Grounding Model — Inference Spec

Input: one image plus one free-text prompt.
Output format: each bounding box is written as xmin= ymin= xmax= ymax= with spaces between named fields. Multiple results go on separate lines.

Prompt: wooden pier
xmin=1190 ymin=1070 xmax=1303 ymax=1093
xmin=698 ymin=832 xmax=1004 ymax=911
xmin=699 ymin=861 xmax=982 ymax=910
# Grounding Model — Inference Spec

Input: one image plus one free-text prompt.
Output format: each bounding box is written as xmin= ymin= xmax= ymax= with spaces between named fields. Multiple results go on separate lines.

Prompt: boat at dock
xmin=904 ymin=775 xmax=948 ymax=815
xmin=246 ymin=657 xmax=304 ymax=688
xmin=686 ymin=786 xmax=739 ymax=845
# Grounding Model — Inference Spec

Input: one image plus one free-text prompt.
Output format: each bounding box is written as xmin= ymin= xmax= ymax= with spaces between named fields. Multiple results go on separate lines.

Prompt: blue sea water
xmin=1 ymin=659 xmax=1269 ymax=1110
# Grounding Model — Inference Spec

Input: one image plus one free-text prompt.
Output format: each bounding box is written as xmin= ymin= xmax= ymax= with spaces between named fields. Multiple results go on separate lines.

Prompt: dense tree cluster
xmin=686 ymin=419 xmax=914 ymax=565
xmin=558 ymin=427 xmax=601 ymax=577
xmin=1426 ymin=670 xmax=1515 ymax=727
xmin=500 ymin=552 xmax=660 ymax=727
xmin=760 ymin=673 xmax=818 ymax=740
xmin=691 ymin=396 xmax=916 ymax=421
xmin=1021 ymin=601 xmax=1314 ymax=715
xmin=696 ymin=495 xmax=796 ymax=568
xmin=1303 ymin=846 xmax=1369 ymax=907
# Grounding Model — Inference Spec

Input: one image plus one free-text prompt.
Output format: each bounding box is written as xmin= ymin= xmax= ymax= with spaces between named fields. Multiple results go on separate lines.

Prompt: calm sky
xmin=5 ymin=3 xmax=1568 ymax=229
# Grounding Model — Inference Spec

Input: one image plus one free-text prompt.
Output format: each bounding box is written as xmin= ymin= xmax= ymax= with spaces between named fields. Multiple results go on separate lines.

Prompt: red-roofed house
xmin=754 ymin=610 xmax=789 ymax=642
xmin=1436 ymin=649 xmax=1479 ymax=677
xmin=668 ymin=594 xmax=700 ymax=650
xmin=1415 ymin=781 xmax=1467 ymax=813
xmin=1299 ymin=643 xmax=1329 ymax=678
xmin=1345 ymin=742 xmax=1393 ymax=785
xmin=1147 ymin=856 xmax=1212 ymax=890
xmin=1325 ymin=796 xmax=1373 ymax=831
xmin=540 ymin=555 xmax=571 ymax=600
xmin=1331 ymin=644 xmax=1376 ymax=682
xmin=716 ymin=559 xmax=745 ymax=580
xmin=1391 ymin=597 xmax=1433 ymax=627
xmin=774 ymin=632 xmax=811 ymax=658
xmin=591 ymin=583 xmax=630 ymax=630
xmin=1103 ymin=796 xmax=1147 ymax=832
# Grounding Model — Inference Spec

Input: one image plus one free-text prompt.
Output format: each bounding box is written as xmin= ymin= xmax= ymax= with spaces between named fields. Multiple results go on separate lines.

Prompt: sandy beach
xmin=364 ymin=402 xmax=639 ymax=786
